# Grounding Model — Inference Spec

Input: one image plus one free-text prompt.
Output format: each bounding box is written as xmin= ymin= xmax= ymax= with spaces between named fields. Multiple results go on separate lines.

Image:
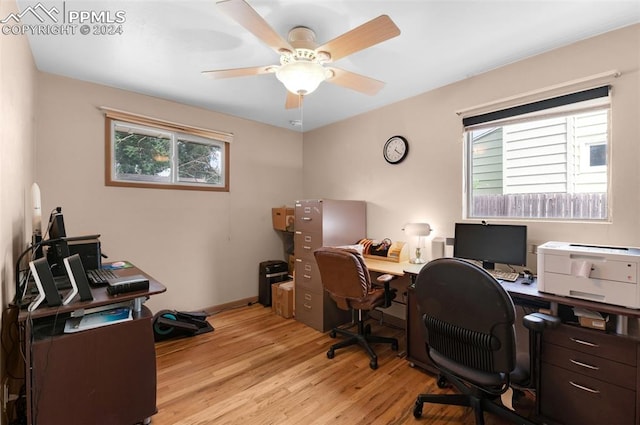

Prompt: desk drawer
xmin=542 ymin=343 xmax=636 ymax=390
xmin=295 ymin=288 xmax=325 ymax=331
xmin=540 ymin=363 xmax=635 ymax=425
xmin=294 ymin=231 xmax=322 ymax=259
xmin=295 ymin=287 xmax=350 ymax=332
xmin=543 ymin=324 xmax=637 ymax=366
xmin=294 ymin=201 xmax=322 ymax=233
xmin=294 ymin=259 xmax=321 ymax=292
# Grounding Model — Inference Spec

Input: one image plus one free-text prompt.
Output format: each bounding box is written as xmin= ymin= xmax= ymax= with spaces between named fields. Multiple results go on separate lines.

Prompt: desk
xmin=405 ymin=267 xmax=640 ymax=425
xmin=364 ymin=257 xmax=413 ymax=276
xmin=16 ymin=262 xmax=166 ymax=425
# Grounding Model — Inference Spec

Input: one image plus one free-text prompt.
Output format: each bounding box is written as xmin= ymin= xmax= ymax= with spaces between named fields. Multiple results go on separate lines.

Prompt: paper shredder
xmin=258 ymin=260 xmax=289 ymax=306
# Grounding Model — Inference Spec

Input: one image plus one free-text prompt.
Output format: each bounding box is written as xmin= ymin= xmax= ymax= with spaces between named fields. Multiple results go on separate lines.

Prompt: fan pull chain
xmin=299 ymin=93 xmax=304 ymax=132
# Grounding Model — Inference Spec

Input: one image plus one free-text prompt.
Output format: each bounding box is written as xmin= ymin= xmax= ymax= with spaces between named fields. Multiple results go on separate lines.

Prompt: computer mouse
xmin=521 ymin=270 xmax=533 ymax=285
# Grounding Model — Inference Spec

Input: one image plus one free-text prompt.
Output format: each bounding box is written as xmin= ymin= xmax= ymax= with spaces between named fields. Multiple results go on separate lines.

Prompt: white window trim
xmin=462 ymin=88 xmax=611 ymax=222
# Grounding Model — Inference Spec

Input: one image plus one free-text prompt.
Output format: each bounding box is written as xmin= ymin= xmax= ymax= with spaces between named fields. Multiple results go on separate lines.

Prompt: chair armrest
xmin=374 ymin=274 xmax=397 ymax=308
xmin=523 ymin=312 xmax=561 ymax=333
xmin=376 ymin=274 xmax=395 ymax=284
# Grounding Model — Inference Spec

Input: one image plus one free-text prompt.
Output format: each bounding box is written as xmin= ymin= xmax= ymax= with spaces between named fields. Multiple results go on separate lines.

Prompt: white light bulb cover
xmin=276 ymin=61 xmax=330 ymax=95
xmin=403 ymin=223 xmax=432 ymax=237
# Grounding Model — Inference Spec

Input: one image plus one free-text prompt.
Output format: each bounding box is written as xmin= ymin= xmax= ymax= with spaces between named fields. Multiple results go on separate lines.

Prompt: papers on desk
xmin=64 ymin=306 xmax=132 ymax=333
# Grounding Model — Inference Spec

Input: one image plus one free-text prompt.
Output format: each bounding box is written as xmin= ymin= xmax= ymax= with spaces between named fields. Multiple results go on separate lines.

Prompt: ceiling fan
xmin=202 ymin=0 xmax=401 ymax=109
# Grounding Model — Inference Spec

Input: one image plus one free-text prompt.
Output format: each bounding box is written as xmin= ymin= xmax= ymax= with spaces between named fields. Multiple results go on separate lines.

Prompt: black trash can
xmin=258 ymin=260 xmax=289 ymax=306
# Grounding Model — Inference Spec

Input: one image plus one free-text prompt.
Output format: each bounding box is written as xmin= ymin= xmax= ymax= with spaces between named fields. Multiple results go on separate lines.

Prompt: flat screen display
xmin=48 ymin=212 xmax=66 ymax=239
xmin=45 ymin=211 xmax=70 ymax=276
xmin=453 ymin=222 xmax=527 ymax=269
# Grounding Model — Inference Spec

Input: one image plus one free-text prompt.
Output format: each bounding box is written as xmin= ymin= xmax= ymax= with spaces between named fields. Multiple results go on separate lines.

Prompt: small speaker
xmin=431 ymin=237 xmax=445 ymax=259
xmin=29 ymin=257 xmax=62 ymax=311
xmin=64 ymin=254 xmax=94 ymax=302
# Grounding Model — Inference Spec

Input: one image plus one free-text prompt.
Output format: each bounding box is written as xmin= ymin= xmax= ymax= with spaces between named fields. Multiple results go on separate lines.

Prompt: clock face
xmin=383 ymin=136 xmax=409 ymax=164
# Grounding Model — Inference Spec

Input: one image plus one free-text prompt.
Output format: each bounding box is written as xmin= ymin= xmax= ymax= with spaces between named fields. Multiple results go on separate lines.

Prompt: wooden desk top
xmin=18 ymin=261 xmax=166 ymax=322
xmin=364 ymin=257 xmax=414 ymax=276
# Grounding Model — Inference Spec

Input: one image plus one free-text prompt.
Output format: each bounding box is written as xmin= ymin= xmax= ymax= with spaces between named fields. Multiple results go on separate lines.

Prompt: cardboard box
xmin=578 ymin=316 xmax=607 ymax=331
xmin=574 ymin=307 xmax=608 ymax=331
xmin=272 ymin=280 xmax=294 ymax=318
xmin=288 ymin=254 xmax=295 ymax=275
xmin=272 ymin=207 xmax=294 ymax=231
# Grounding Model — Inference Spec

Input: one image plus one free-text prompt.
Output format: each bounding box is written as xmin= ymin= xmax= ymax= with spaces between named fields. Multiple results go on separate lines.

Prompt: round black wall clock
xmin=383 ymin=135 xmax=409 ymax=164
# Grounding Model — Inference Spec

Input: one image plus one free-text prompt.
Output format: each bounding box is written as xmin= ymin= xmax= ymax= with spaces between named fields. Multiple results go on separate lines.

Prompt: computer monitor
xmin=48 ymin=210 xmax=66 ymax=239
xmin=453 ymin=222 xmax=527 ymax=270
xmin=45 ymin=209 xmax=70 ymax=276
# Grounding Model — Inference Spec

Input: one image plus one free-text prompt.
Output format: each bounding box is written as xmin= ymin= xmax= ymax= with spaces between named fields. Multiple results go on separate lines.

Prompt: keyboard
xmin=86 ymin=269 xmax=118 ymax=286
xmin=487 ymin=269 xmax=519 ymax=282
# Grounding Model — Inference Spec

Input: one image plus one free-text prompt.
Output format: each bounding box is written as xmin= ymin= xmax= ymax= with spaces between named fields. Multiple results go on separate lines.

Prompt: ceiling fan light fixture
xmin=275 ymin=61 xmax=331 ymax=95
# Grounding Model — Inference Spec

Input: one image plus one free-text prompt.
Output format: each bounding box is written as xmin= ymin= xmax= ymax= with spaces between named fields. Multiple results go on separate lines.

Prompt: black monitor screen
xmin=48 ymin=212 xmax=66 ymax=239
xmin=453 ymin=222 xmax=527 ymax=269
xmin=45 ymin=210 xmax=70 ymax=276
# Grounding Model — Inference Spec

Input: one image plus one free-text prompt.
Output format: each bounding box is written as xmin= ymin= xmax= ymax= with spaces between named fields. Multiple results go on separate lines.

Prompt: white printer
xmin=537 ymin=241 xmax=640 ymax=309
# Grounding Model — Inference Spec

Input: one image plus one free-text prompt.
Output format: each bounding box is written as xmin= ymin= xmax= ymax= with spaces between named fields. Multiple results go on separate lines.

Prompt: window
xmin=103 ymin=108 xmax=231 ymax=191
xmin=463 ymin=86 xmax=610 ymax=220
xmin=586 ymin=143 xmax=606 ymax=168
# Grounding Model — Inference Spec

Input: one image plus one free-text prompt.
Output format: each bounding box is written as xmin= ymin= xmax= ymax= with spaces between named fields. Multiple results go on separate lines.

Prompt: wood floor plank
xmin=153 ymin=304 xmax=528 ymax=425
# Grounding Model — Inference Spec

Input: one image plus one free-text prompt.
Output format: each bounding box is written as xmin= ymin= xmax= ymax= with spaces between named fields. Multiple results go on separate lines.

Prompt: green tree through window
xmin=107 ymin=117 xmax=229 ymax=191
xmin=115 ymin=132 xmax=171 ymax=180
xmin=178 ymin=140 xmax=222 ymax=184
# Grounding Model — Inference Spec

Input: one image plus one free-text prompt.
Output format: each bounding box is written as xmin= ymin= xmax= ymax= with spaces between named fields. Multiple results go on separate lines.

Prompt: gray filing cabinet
xmin=294 ymin=199 xmax=366 ymax=332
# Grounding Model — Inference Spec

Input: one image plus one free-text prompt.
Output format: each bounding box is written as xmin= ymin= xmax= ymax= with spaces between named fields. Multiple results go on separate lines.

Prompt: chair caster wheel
xmin=437 ymin=375 xmax=448 ymax=388
xmin=391 ymin=341 xmax=398 ymax=351
xmin=327 ymin=349 xmax=335 ymax=359
xmin=413 ymin=400 xmax=423 ymax=418
xmin=329 ymin=330 xmax=336 ymax=338
xmin=369 ymin=359 xmax=378 ymax=370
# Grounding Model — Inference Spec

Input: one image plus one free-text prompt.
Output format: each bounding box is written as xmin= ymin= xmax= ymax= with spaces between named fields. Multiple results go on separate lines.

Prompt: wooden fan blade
xmin=327 ymin=67 xmax=385 ymax=95
xmin=217 ymin=0 xmax=294 ymax=54
xmin=316 ymin=15 xmax=400 ymax=63
xmin=201 ymin=66 xmax=274 ymax=79
xmin=285 ymin=91 xmax=302 ymax=109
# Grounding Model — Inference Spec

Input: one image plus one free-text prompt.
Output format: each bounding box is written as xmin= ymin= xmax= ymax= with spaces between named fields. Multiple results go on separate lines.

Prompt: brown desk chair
xmin=412 ymin=257 xmax=559 ymax=424
xmin=314 ymin=247 xmax=399 ymax=370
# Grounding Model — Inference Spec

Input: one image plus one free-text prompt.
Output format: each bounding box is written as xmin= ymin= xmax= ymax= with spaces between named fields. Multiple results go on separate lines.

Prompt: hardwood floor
xmin=153 ymin=304 xmax=529 ymax=425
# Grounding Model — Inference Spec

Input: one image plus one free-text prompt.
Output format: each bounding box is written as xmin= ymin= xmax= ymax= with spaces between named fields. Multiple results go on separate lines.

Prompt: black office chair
xmin=314 ymin=247 xmax=399 ymax=370
xmin=412 ymin=257 xmax=559 ymax=425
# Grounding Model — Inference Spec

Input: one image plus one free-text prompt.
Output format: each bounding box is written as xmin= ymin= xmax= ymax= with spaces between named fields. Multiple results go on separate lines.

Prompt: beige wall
xmin=0 ymin=0 xmax=36 ymax=307
xmin=303 ymin=24 xmax=640 ymax=271
xmin=5 ymin=20 xmax=640 ymax=313
xmin=35 ymin=74 xmax=303 ymax=312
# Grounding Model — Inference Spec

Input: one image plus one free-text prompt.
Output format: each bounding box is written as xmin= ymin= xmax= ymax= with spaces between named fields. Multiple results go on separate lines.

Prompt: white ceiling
xmin=16 ymin=0 xmax=640 ymax=132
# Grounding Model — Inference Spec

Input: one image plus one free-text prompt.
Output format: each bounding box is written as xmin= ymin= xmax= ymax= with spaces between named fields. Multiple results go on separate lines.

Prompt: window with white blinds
xmin=463 ymin=86 xmax=610 ymax=220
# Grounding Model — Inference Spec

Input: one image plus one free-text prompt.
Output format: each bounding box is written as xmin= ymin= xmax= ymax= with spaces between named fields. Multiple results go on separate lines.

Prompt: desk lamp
xmin=403 ymin=223 xmax=432 ymax=264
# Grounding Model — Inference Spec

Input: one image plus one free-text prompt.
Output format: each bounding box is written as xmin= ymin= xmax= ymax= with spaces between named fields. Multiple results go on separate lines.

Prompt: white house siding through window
xmin=464 ymin=86 xmax=610 ymax=220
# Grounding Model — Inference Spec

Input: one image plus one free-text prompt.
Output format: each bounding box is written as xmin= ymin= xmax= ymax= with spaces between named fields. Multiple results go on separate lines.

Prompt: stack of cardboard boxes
xmin=272 ymin=280 xmax=294 ymax=318
xmin=270 ymin=206 xmax=295 ymax=318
